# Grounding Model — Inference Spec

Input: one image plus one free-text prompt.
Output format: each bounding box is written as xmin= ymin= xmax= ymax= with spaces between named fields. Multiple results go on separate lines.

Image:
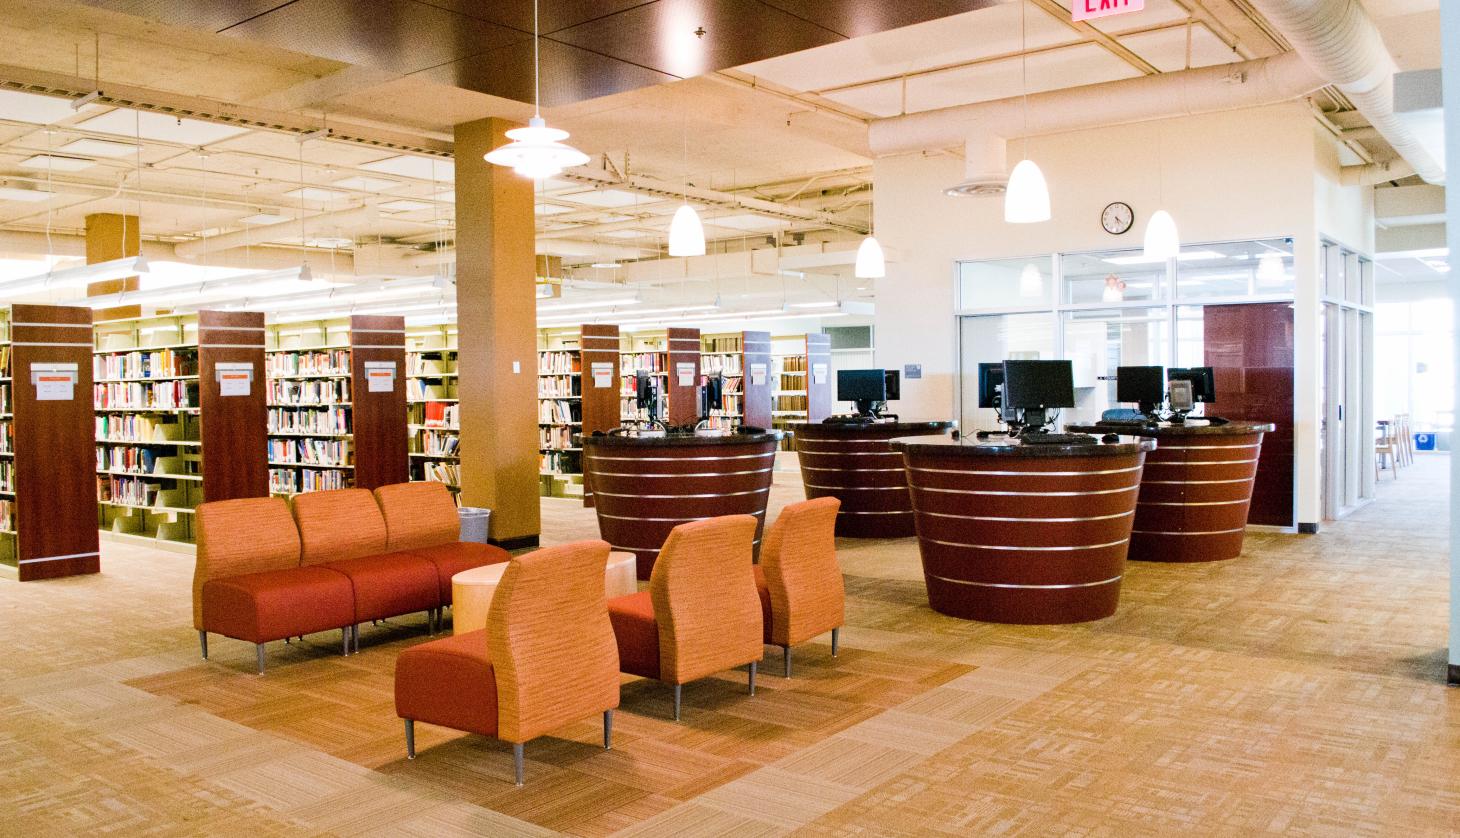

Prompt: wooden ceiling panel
xmin=757 ymin=0 xmax=998 ymax=38
xmin=415 ymin=38 xmax=677 ymax=107
xmin=75 ymin=0 xmax=294 ymax=31
xmin=218 ymin=0 xmax=526 ymax=75
xmin=413 ymin=0 xmax=653 ymax=34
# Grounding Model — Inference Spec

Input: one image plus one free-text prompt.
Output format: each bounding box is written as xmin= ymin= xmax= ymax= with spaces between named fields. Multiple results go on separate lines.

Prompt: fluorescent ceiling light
xmin=59 ymin=138 xmax=139 ymax=158
xmin=601 ymin=229 xmax=648 ymax=239
xmin=285 ymin=187 xmax=345 ymax=203
xmin=73 ymin=108 xmax=249 ymax=145
xmin=360 ymin=154 xmax=455 ymax=182
xmin=19 ymin=155 xmax=94 ymax=172
xmin=240 ymin=212 xmax=292 ymax=225
xmin=0 ymin=254 xmax=149 ymax=296
xmin=1103 ymin=249 xmax=1221 ymax=266
xmin=0 ymin=186 xmax=56 ymax=203
xmin=558 ymin=189 xmax=642 ymax=208
xmin=379 ymin=199 xmax=434 ymax=212
xmin=536 ymin=203 xmax=575 ymax=216
xmin=706 ymin=213 xmax=790 ymax=232
xmin=590 ymin=262 xmax=621 ymax=269
xmin=787 ymin=301 xmax=839 ymax=308
xmin=306 ymin=236 xmax=354 ymax=249
xmin=0 ymin=90 xmax=78 ymax=124
xmin=333 ymin=175 xmax=399 ymax=192
xmin=538 ymin=297 xmax=638 ymax=312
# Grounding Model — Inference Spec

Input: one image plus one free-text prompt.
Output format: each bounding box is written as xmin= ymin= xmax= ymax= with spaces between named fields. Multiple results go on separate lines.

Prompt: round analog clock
xmin=1101 ymin=202 xmax=1134 ymax=235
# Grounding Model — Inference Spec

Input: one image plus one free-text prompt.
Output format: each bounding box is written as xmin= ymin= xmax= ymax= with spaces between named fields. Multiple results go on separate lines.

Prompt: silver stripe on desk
xmin=586 ymin=452 xmax=774 ymax=463
xmin=1132 ymin=526 xmax=1247 ymax=536
xmin=927 ymin=573 xmax=1122 ymax=590
xmin=920 ymin=537 xmax=1130 ymax=551
xmin=1137 ymin=499 xmax=1250 ymax=507
xmin=915 ymin=509 xmax=1134 ymax=523
xmin=592 ymin=487 xmax=770 ymax=499
xmin=18 ymin=550 xmax=100 ymax=565
xmin=598 ymin=509 xmax=765 ymax=523
xmin=803 ymin=482 xmax=906 ymax=491
xmin=908 ymin=464 xmax=1142 ymax=477
xmin=590 ymin=467 xmax=772 ymax=478
xmin=910 ymin=484 xmax=1140 ymax=497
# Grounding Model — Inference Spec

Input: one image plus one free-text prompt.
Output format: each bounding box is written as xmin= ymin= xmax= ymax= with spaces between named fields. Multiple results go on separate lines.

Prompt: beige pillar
xmin=84 ymin=213 xmax=140 ymax=297
xmin=454 ymin=118 xmax=541 ymax=548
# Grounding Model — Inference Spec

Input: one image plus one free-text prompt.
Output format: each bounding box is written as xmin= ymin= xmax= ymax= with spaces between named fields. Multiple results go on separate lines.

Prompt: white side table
xmin=452 ymin=551 xmax=639 ymax=635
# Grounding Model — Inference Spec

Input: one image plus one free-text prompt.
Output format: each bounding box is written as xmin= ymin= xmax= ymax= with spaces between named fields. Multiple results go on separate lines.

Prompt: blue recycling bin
xmin=1414 ymin=433 xmax=1435 ymax=451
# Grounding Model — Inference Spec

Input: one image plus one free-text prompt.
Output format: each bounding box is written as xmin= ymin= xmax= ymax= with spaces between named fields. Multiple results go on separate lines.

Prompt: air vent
xmin=943 ymin=177 xmax=1008 ymax=197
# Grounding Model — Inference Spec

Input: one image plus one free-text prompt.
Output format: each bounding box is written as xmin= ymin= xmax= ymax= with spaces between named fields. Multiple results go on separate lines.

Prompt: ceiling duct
xmin=173 ymin=204 xmax=378 ymax=259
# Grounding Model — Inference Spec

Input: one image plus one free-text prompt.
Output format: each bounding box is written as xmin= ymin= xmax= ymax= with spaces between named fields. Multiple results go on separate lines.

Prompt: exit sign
xmin=1073 ymin=0 xmax=1143 ymax=22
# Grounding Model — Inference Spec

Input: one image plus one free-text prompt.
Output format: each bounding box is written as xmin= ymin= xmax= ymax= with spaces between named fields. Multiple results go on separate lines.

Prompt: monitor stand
xmin=852 ymin=400 xmax=880 ymax=419
xmin=1018 ymin=407 xmax=1050 ymax=435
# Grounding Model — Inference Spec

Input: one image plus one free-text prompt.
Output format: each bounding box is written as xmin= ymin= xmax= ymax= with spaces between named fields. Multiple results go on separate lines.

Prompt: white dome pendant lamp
xmin=1142 ymin=123 xmax=1180 ymax=260
xmin=667 ymin=115 xmax=705 ymax=257
xmin=854 ymin=235 xmax=885 ymax=279
xmin=484 ymin=0 xmax=589 ymax=180
xmin=1004 ymin=0 xmax=1050 ymax=224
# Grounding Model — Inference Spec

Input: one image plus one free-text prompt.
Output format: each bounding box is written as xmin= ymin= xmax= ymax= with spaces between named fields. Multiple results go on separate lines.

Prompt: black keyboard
xmin=1021 ymin=433 xmax=1098 ymax=445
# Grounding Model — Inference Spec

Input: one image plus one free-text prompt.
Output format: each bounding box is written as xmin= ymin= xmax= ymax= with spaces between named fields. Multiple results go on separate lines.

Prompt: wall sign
xmin=1072 ymin=0 xmax=1143 ymax=22
xmin=591 ymin=361 xmax=613 ymax=388
xmin=812 ymin=363 xmax=828 ymax=385
xmin=904 ymin=364 xmax=923 ymax=380
xmin=31 ymin=362 xmax=78 ymax=401
xmin=676 ymin=362 xmax=696 ymax=387
xmin=749 ymin=363 xmax=767 ymax=387
xmin=364 ymin=361 xmax=397 ymax=393
xmin=214 ymin=362 xmax=255 ymax=397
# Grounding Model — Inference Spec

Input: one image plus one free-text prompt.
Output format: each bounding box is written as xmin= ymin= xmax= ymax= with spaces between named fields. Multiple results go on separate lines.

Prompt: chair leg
xmin=749 ymin=661 xmax=757 ymax=696
xmin=352 ymin=624 xmax=360 ymax=654
xmin=405 ymin=719 xmax=415 ymax=760
xmin=831 ymin=627 xmax=840 ymax=657
xmin=673 ymin=684 xmax=682 ymax=721
xmin=342 ymin=627 xmax=350 ymax=656
xmin=603 ymin=709 xmax=613 ymax=750
xmin=783 ymin=645 xmax=792 ymax=678
xmin=513 ymin=743 xmax=525 ymax=786
xmin=199 ymin=630 xmax=208 ymax=660
xmin=255 ymin=643 xmax=265 ymax=675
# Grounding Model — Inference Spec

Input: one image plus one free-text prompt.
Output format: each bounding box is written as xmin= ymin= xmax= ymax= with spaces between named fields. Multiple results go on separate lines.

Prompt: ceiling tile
xmin=74 ymin=0 xmax=294 ymax=31
xmin=414 ymin=38 xmax=676 ymax=106
xmin=413 ymin=0 xmax=650 ymax=33
xmin=756 ymin=0 xmax=997 ymax=38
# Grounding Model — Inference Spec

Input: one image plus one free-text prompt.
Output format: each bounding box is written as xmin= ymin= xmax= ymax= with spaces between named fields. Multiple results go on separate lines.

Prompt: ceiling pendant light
xmin=854 ymin=236 xmax=885 ymax=279
xmin=1142 ymin=210 xmax=1180 ymax=260
xmin=1004 ymin=0 xmax=1050 ymax=224
xmin=484 ymin=0 xmax=588 ymax=180
xmin=1102 ymin=274 xmax=1126 ymax=303
xmin=1256 ymin=252 xmax=1285 ymax=284
xmin=668 ymin=204 xmax=704 ymax=257
xmin=1019 ymin=262 xmax=1043 ymax=297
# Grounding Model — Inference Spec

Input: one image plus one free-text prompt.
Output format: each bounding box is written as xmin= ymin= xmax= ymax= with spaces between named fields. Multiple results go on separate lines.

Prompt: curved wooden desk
xmin=582 ymin=431 xmax=782 ymax=580
xmin=1068 ymin=421 xmax=1274 ymax=562
xmin=793 ymin=420 xmax=953 ymax=537
xmin=890 ymin=434 xmax=1154 ymax=624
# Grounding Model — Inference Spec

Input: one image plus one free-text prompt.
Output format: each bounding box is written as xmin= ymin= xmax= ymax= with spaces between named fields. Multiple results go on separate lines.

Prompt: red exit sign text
xmin=1073 ymin=0 xmax=1144 ymax=22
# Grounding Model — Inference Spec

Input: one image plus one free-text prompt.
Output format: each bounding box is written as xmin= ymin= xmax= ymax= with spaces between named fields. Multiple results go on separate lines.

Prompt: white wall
xmin=873 ymin=101 xmax=1373 ymax=527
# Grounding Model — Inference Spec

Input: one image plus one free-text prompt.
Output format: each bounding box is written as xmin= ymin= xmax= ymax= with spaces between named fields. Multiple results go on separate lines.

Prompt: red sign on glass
xmin=1072 ymin=0 xmax=1144 ymax=22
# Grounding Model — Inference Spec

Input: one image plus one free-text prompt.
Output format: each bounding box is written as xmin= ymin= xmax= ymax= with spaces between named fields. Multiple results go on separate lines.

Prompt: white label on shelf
xmin=365 ymin=361 xmax=396 ymax=393
xmin=591 ymin=361 xmax=613 ymax=388
xmin=750 ymin=363 xmax=767 ymax=387
xmin=215 ymin=362 xmax=254 ymax=397
xmin=676 ymin=362 xmax=695 ymax=387
xmin=812 ymin=363 xmax=828 ymax=385
xmin=31 ymin=362 xmax=78 ymax=401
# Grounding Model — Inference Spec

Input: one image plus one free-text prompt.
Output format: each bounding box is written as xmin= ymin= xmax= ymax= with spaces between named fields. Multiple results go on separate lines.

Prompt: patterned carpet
xmin=3 ymin=454 xmax=1457 ymax=836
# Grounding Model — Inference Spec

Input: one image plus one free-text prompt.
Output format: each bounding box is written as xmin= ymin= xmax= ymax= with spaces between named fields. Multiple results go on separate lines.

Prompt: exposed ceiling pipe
xmin=1340 ymin=159 xmax=1415 ymax=187
xmin=868 ymin=52 xmax=1324 ymax=190
xmin=1246 ymin=0 xmax=1444 ymax=184
xmin=173 ymin=204 xmax=378 ymax=259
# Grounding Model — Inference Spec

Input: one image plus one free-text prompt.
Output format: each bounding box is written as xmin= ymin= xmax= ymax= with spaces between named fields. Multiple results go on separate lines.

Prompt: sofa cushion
xmin=194 ymin=496 xmax=302 ymax=631
xmin=291 ymin=489 xmax=388 ymax=566
xmin=406 ymin=542 xmax=512 ymax=602
xmin=753 ymin=565 xmax=773 ymax=645
xmin=324 ymin=552 xmax=440 ymax=622
xmin=607 ymin=591 xmax=660 ymax=680
xmin=374 ymin=482 xmax=461 ymax=552
xmin=395 ymin=629 xmax=498 ymax=737
xmin=201 ymin=566 xmax=354 ymax=643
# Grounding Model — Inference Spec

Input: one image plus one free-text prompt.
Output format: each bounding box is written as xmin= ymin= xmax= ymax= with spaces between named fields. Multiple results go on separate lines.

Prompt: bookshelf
xmin=701 ymin=330 xmax=772 ymax=430
xmin=771 ymin=333 xmax=833 ymax=449
xmin=4 ymin=305 xmax=100 ymax=579
xmin=407 ymin=325 xmax=461 ymax=495
xmin=619 ymin=335 xmax=667 ymax=426
xmin=537 ymin=324 xmax=619 ymax=499
xmin=266 ymin=316 xmax=408 ymax=495
xmin=94 ymin=312 xmax=200 ymax=546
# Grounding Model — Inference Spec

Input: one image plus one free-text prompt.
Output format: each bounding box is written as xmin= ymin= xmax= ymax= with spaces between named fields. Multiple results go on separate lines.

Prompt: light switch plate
xmin=512 ymin=361 xmax=521 ymax=374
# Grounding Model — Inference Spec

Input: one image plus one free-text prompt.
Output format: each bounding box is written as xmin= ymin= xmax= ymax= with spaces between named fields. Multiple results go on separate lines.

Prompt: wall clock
xmin=1101 ymin=202 xmax=1134 ymax=235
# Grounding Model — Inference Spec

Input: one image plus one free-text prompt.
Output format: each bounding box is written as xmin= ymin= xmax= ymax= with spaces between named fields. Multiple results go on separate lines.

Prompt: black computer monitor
xmin=698 ymin=374 xmax=724 ymax=417
xmin=1116 ymin=365 xmax=1165 ymax=414
xmin=977 ymin=363 xmax=1004 ymax=408
xmin=1167 ymin=367 xmax=1216 ymax=403
xmin=883 ymin=369 xmax=901 ymax=401
xmin=1003 ymin=360 xmax=1074 ymax=431
xmin=837 ymin=369 xmax=886 ymax=416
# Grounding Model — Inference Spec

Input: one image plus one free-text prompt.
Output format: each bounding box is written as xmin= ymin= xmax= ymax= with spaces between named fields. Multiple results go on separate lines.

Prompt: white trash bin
xmin=458 ymin=507 xmax=491 ymax=544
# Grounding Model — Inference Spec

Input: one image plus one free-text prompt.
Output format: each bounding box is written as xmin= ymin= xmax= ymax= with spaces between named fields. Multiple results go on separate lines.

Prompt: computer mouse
xmin=1101 ymin=433 xmax=1120 ymax=444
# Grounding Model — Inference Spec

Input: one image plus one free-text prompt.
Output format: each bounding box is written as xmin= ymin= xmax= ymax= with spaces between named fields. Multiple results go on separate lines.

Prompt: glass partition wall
xmin=956 ymin=237 xmax=1320 ymax=528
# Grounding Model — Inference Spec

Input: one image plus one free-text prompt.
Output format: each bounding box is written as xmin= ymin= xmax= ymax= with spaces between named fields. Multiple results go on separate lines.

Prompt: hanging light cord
xmin=533 ymin=0 xmax=541 ymax=117
xmin=1021 ymin=0 xmax=1029 ymax=158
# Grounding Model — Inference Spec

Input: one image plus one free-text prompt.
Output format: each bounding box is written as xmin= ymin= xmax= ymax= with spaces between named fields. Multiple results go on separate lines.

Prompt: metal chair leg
xmin=255 ymin=643 xmax=265 ymax=675
xmin=831 ymin=627 xmax=840 ymax=657
xmin=783 ymin=645 xmax=792 ymax=678
xmin=749 ymin=661 xmax=757 ymax=695
xmin=352 ymin=624 xmax=360 ymax=654
xmin=405 ymin=719 xmax=415 ymax=759
xmin=513 ymin=743 xmax=525 ymax=786
xmin=603 ymin=709 xmax=613 ymax=750
xmin=199 ymin=631 xmax=208 ymax=660
xmin=673 ymin=684 xmax=682 ymax=721
xmin=342 ymin=627 xmax=350 ymax=656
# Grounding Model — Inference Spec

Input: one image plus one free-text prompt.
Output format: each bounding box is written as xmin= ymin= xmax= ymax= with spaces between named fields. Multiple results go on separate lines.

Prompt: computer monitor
xmin=837 ymin=369 xmax=886 ymax=416
xmin=883 ymin=369 xmax=901 ymax=401
xmin=1167 ymin=367 xmax=1216 ymax=403
xmin=635 ymin=372 xmax=659 ymax=422
xmin=698 ymin=374 xmax=724 ymax=417
xmin=977 ymin=363 xmax=1004 ymax=409
xmin=1116 ymin=365 xmax=1165 ymax=414
xmin=1002 ymin=360 xmax=1075 ymax=431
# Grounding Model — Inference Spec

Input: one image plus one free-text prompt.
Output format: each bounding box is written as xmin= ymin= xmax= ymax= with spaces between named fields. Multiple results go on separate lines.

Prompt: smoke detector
xmin=943 ymin=176 xmax=1008 ymax=197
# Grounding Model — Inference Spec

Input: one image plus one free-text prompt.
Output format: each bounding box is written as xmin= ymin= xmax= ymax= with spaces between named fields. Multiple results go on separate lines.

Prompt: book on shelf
xmin=94 ymin=380 xmax=199 ymax=410
xmin=415 ymin=430 xmax=460 ymax=456
xmin=267 ymin=349 xmax=349 ymax=377
xmin=421 ymin=401 xmax=458 ymax=428
xmin=537 ymin=374 xmax=581 ymax=397
xmin=780 ymin=355 xmax=808 ymax=372
xmin=703 ymin=336 xmax=743 ymax=353
xmin=270 ymin=467 xmax=348 ymax=494
xmin=539 ymin=450 xmax=580 ymax=475
xmin=0 ymin=460 xmax=13 ymax=492
xmin=701 ymin=354 xmax=744 ymax=377
xmin=539 ymin=425 xmax=576 ymax=449
xmin=410 ymin=356 xmax=456 ymax=376
xmin=93 ymin=348 xmax=196 ymax=380
xmin=95 ymin=414 xmax=193 ymax=443
xmin=0 ymin=419 xmax=10 ymax=454
xmin=775 ymin=394 xmax=810 ymax=412
xmin=407 ymin=380 xmax=456 ymax=401
xmin=268 ymin=378 xmax=350 ymax=405
xmin=538 ymin=399 xmax=582 ymax=424
xmin=621 ymin=351 xmax=667 ymax=374
xmin=538 ymin=351 xmax=581 ymax=375
xmin=268 ymin=406 xmax=350 ymax=435
xmin=0 ymin=498 xmax=12 ymax=531
xmin=420 ymin=461 xmax=460 ymax=486
xmin=269 ymin=437 xmax=351 ymax=466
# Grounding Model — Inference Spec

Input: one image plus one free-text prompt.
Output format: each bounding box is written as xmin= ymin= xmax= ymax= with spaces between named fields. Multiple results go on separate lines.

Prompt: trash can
xmin=458 ymin=507 xmax=491 ymax=544
xmin=1414 ymin=433 xmax=1436 ymax=452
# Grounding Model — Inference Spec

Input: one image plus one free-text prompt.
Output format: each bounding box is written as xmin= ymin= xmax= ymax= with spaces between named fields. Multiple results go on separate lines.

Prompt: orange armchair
xmin=607 ymin=515 xmax=763 ymax=720
xmin=755 ymin=497 xmax=844 ymax=677
xmin=395 ymin=540 xmax=620 ymax=785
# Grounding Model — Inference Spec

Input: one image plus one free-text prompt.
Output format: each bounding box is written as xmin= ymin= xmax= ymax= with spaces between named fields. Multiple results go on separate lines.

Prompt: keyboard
xmin=1021 ymin=433 xmax=1098 ymax=445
